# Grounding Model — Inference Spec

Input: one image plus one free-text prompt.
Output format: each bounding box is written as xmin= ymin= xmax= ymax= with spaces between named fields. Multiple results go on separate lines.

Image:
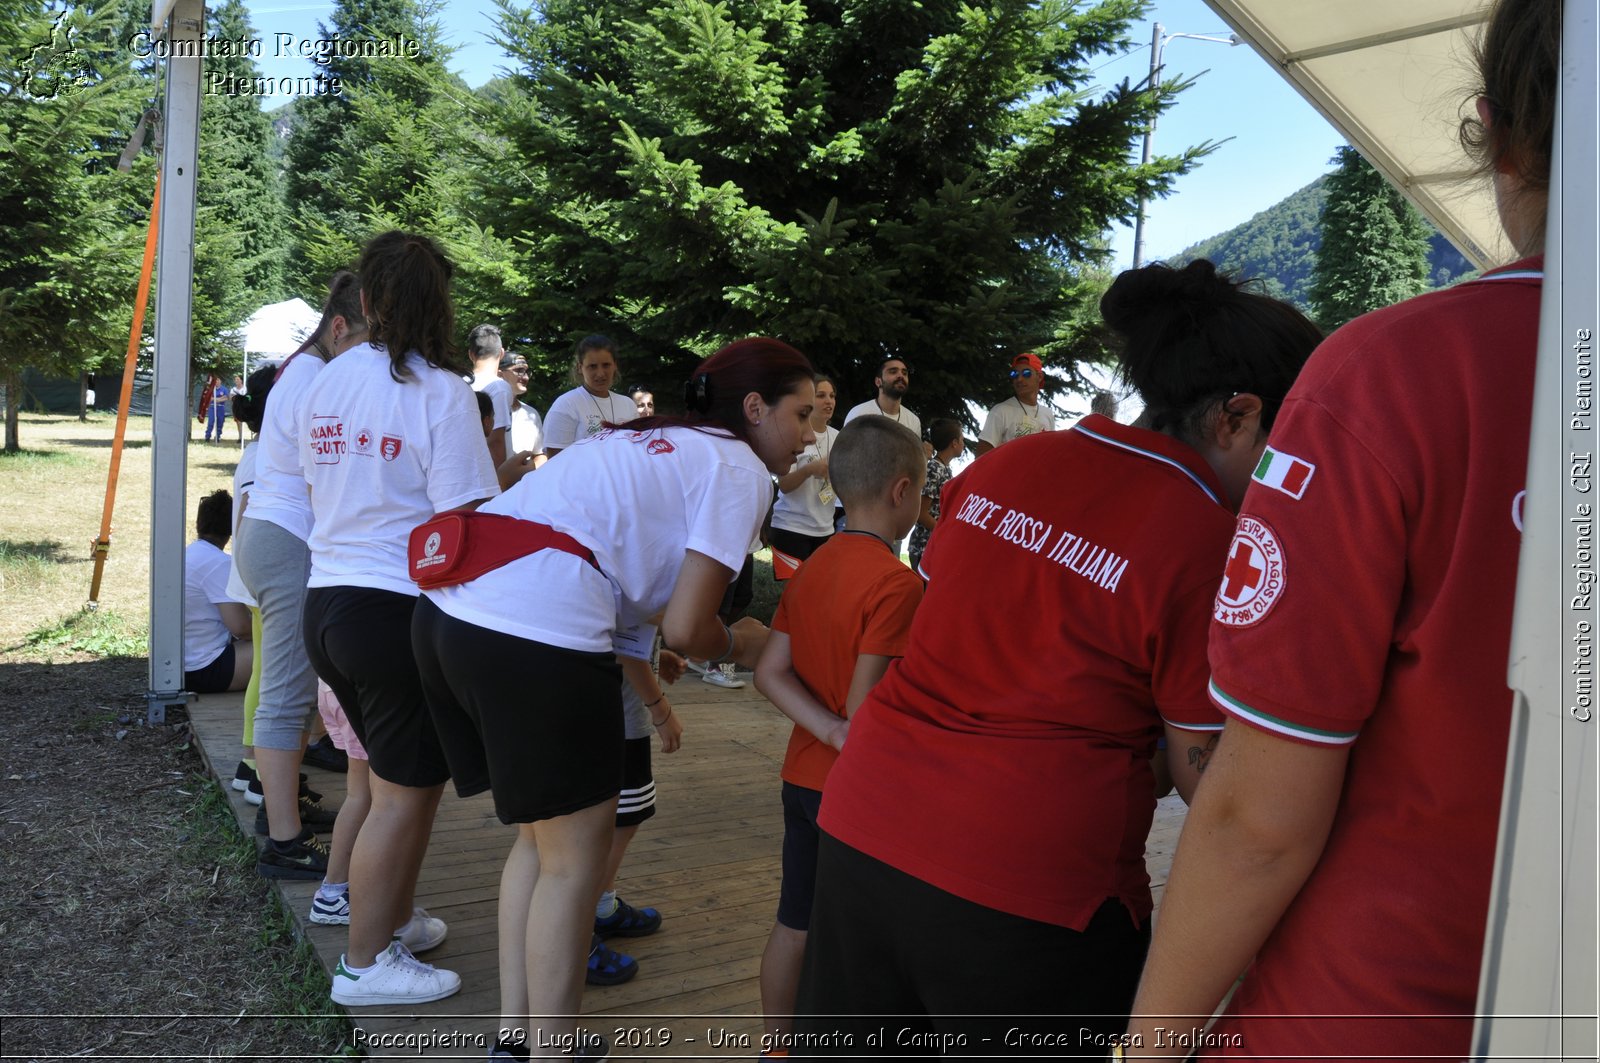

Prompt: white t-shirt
xmin=245 ymin=352 xmax=322 ymax=542
xmin=544 ymin=386 xmax=638 ymax=450
xmin=771 ymin=425 xmax=840 ymax=538
xmin=508 ymin=402 xmax=546 ymax=456
xmin=843 ymin=397 xmax=921 ymax=441
xmin=224 ymin=441 xmax=259 ymax=607
xmin=979 ymin=396 xmax=1055 ymax=448
xmin=473 ymin=374 xmax=513 ymax=431
xmin=427 ymin=426 xmax=771 ymax=653
xmin=302 ymin=343 xmax=501 ymax=597
xmin=185 ymin=539 xmax=237 ymax=672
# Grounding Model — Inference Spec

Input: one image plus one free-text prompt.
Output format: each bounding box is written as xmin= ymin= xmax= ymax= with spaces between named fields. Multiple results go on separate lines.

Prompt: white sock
xmin=317 ymin=880 xmax=348 ymax=901
xmin=596 ymin=890 xmax=618 ymax=919
xmin=341 ymin=953 xmax=377 ymax=975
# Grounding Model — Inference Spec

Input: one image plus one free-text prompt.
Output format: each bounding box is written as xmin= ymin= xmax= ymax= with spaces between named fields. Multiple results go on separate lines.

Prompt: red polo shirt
xmin=1204 ymin=260 xmax=1543 ymax=1059
xmin=818 ymin=416 xmax=1229 ymax=929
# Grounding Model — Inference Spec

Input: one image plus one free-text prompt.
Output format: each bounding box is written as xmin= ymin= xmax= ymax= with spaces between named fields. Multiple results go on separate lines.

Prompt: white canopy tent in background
xmin=233 ymin=297 xmax=319 ymax=368
xmin=140 ymin=0 xmax=1594 ymax=1044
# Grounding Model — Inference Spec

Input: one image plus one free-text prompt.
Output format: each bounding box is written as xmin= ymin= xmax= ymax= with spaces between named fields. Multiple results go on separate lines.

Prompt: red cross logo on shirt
xmin=1213 ymin=516 xmax=1287 ymax=628
xmin=1221 ymin=541 xmax=1263 ymax=603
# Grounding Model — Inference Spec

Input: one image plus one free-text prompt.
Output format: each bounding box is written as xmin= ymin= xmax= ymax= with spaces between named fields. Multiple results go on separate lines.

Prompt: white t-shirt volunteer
xmin=427 ymin=426 xmax=771 ymax=654
xmin=224 ymin=441 xmax=259 ymax=607
xmin=301 ymin=343 xmax=501 ymax=597
xmin=245 ymin=352 xmax=322 ymax=542
xmin=843 ymin=398 xmax=921 ymax=442
xmin=772 ymin=425 xmax=840 ymax=538
xmin=184 ymin=539 xmax=237 ymax=671
xmin=979 ymin=396 xmax=1055 ymax=448
xmin=473 ymin=374 xmax=513 ymax=432
xmin=509 ymin=403 xmax=546 ymax=456
xmin=544 ymin=386 xmax=638 ymax=450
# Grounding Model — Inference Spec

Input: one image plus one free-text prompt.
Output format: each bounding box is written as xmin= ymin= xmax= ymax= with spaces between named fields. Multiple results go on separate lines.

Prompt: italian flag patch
xmin=1252 ymin=447 xmax=1315 ymax=499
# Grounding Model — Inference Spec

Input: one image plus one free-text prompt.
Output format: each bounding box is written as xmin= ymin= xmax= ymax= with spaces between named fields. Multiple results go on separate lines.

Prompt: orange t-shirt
xmin=771 ymin=532 xmax=924 ymax=791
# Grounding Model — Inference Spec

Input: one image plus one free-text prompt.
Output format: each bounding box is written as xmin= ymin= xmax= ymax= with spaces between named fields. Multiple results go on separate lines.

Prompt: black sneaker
xmin=245 ymin=774 xmax=322 ymax=807
xmin=255 ymin=793 xmax=339 ymax=835
xmin=303 ymin=736 xmax=349 ymax=773
xmin=256 ymin=828 xmax=330 ymax=880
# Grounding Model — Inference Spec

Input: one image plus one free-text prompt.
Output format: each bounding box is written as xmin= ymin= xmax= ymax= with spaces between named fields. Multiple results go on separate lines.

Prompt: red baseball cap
xmin=1011 ymin=352 xmax=1043 ymax=374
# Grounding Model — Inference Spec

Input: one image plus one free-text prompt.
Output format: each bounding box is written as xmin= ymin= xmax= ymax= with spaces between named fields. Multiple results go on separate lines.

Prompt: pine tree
xmin=485 ymin=0 xmax=1209 ymax=424
xmin=0 ymin=0 xmax=150 ymax=450
xmin=281 ymin=0 xmax=515 ymax=325
xmin=1308 ymin=145 xmax=1432 ymax=332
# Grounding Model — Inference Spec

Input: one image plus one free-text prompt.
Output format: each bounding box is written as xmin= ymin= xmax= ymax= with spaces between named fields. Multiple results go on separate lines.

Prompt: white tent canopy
xmin=233 ymin=297 xmax=318 ymax=359
xmin=1205 ymin=0 xmax=1508 ymax=268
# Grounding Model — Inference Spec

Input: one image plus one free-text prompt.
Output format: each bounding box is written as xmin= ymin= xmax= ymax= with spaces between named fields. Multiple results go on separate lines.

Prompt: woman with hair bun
xmin=1126 ymin=1 xmax=1559 ymax=1057
xmin=413 ymin=337 xmax=817 ymax=1061
xmin=299 ymin=231 xmax=501 ymax=1007
xmin=792 ymin=260 xmax=1321 ymax=1053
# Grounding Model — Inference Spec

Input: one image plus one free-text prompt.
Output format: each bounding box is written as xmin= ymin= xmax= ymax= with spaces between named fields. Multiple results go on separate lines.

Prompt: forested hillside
xmin=1171 ymin=176 xmax=1475 ymax=308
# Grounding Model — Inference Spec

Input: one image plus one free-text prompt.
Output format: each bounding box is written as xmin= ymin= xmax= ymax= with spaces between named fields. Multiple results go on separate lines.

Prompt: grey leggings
xmin=235 ymin=516 xmax=318 ymax=750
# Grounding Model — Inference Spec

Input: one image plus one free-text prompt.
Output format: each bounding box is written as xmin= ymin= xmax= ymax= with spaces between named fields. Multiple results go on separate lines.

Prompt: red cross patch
xmin=1213 ymin=515 xmax=1286 ymax=627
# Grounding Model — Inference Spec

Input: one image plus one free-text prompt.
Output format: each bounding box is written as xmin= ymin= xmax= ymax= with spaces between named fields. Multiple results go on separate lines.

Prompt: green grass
xmin=749 ymin=551 xmax=781 ymax=625
xmin=22 ymin=606 xmax=146 ymax=659
xmin=0 ymin=446 xmax=86 ymax=467
xmin=179 ymin=779 xmax=351 ymax=1056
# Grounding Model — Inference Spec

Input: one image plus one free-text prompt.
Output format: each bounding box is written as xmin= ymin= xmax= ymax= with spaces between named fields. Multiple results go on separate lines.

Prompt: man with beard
xmin=843 ymin=357 xmax=920 ymax=442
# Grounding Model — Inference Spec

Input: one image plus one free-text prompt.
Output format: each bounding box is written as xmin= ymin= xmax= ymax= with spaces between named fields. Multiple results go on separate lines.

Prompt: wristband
xmin=651 ymin=705 xmax=673 ymax=727
xmin=645 ymin=694 xmax=666 ymax=709
xmin=708 ymin=622 xmax=736 ymax=664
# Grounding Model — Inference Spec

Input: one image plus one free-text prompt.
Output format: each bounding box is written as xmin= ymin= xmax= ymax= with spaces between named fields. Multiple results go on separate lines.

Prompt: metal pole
xmin=1131 ymin=22 xmax=1162 ymax=271
xmin=1476 ymin=0 xmax=1599 ymax=1052
xmin=147 ymin=0 xmax=204 ymax=726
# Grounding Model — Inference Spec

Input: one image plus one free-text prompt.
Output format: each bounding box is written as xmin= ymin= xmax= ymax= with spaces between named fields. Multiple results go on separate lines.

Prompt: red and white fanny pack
xmin=408 ymin=511 xmax=595 ymax=590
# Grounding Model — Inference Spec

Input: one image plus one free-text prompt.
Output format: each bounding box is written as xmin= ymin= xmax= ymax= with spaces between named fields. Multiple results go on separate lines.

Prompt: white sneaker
xmin=684 ymin=658 xmax=709 ymax=675
xmin=331 ymin=941 xmax=460 ymax=1006
xmin=396 ymin=906 xmax=448 ymax=953
xmin=701 ymin=664 xmax=746 ymax=689
xmin=309 ymin=890 xmax=350 ymax=925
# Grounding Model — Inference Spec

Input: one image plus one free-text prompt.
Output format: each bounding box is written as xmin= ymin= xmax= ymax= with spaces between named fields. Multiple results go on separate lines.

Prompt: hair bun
xmin=1100 ymin=260 xmax=1237 ymax=336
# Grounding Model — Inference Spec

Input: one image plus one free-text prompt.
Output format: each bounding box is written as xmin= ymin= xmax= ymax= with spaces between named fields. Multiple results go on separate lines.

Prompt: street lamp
xmin=1131 ymin=23 xmax=1238 ymax=269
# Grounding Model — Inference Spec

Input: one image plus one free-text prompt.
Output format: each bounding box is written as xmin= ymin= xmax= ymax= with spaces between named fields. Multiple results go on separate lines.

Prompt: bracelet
xmin=651 ymin=705 xmax=674 ymax=728
xmin=645 ymin=694 xmax=666 ymax=709
xmin=708 ymin=622 xmax=736 ymax=664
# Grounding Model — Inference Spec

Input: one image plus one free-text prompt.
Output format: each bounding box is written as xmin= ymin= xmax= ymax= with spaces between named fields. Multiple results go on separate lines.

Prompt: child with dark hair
xmin=908 ymin=417 xmax=964 ymax=573
xmin=754 ymin=414 xmax=925 ymax=1047
xmin=185 ymin=490 xmax=253 ymax=693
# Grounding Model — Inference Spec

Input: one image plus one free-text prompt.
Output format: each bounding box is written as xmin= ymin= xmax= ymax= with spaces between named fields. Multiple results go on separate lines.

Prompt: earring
xmin=755 ymin=419 xmax=762 ymax=426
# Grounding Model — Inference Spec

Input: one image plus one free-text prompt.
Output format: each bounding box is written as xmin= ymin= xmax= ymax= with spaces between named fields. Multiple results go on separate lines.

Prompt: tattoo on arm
xmin=1187 ymin=733 xmax=1221 ymax=774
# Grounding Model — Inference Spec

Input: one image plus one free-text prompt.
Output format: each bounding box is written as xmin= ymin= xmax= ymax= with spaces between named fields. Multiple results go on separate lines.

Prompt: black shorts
xmin=770 ymin=528 xmax=832 ymax=566
xmin=302 ymin=586 xmax=449 ymax=789
xmin=792 ymin=833 xmax=1150 ymax=1057
xmin=615 ymin=736 xmax=656 ymax=828
xmin=776 ymin=782 xmax=824 ymax=931
xmin=186 ymin=640 xmax=236 ymax=694
xmin=718 ymin=554 xmax=755 ymax=623
xmin=412 ymin=596 xmax=624 ymax=824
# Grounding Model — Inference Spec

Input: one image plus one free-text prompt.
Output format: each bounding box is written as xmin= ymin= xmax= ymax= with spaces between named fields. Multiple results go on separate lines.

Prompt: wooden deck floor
xmin=188 ymin=680 xmax=1187 ymax=1059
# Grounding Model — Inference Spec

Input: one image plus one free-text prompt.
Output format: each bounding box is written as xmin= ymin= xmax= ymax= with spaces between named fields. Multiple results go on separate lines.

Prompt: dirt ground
xmin=0 ymin=413 xmax=352 ymax=1060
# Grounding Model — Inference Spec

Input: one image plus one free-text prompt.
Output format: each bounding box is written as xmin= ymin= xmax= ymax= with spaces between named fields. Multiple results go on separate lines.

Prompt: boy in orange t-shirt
xmin=753 ymin=415 xmax=927 ymax=1050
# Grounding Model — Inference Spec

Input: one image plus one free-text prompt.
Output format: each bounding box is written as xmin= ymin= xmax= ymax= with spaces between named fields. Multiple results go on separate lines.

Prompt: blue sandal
xmin=586 ymin=934 xmax=638 ymax=986
xmin=594 ymin=897 xmax=662 ymax=939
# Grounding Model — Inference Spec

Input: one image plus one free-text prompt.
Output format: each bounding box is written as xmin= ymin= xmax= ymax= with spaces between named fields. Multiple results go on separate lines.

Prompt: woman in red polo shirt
xmin=791 ymin=262 xmax=1321 ymax=1054
xmin=1125 ymin=2 xmax=1559 ymax=1059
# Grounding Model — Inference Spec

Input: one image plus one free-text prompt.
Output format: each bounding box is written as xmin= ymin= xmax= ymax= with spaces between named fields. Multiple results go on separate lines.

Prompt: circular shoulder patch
xmin=1213 ymin=515 xmax=1287 ymax=628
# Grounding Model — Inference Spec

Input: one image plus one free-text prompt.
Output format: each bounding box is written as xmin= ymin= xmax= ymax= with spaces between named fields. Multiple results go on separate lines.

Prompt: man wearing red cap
xmin=974 ymin=352 xmax=1055 ymax=457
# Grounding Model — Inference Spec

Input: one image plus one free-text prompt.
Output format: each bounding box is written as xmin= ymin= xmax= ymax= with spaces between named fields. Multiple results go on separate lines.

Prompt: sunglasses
xmin=1009 ymin=368 xmax=1036 ymax=379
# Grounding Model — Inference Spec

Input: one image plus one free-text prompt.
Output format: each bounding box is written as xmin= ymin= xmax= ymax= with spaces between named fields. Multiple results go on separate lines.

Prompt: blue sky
xmin=240 ymin=0 xmax=1346 ymax=266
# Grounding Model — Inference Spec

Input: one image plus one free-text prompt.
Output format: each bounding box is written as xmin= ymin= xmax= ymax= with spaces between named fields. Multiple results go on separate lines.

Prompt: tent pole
xmin=146 ymin=0 xmax=203 ymax=726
